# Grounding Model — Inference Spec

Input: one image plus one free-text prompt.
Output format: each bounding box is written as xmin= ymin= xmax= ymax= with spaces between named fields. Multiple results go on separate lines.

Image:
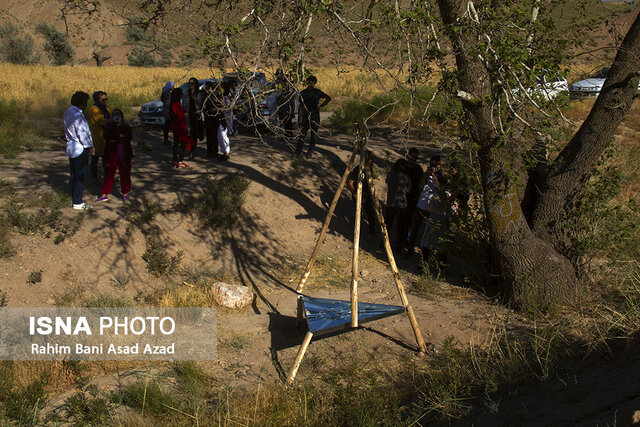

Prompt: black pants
xmin=163 ymin=121 xmax=171 ymax=143
xmin=189 ymin=116 xmax=202 ymax=154
xmin=204 ymin=117 xmax=219 ymax=157
xmin=173 ymin=138 xmax=186 ymax=163
xmin=353 ymin=195 xmax=377 ymax=235
xmin=69 ymin=148 xmax=90 ymax=205
xmin=90 ymin=154 xmax=103 ymax=178
xmin=385 ymin=206 xmax=407 ymax=251
xmin=296 ymin=112 xmax=319 ymax=155
xmin=278 ymin=107 xmax=294 ymax=139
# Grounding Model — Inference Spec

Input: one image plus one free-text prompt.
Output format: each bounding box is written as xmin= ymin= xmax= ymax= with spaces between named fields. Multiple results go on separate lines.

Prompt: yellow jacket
xmin=86 ymin=105 xmax=111 ymax=156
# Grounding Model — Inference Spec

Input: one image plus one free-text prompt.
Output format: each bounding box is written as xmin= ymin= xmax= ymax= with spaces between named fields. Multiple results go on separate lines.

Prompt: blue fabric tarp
xmin=301 ymin=295 xmax=406 ymax=335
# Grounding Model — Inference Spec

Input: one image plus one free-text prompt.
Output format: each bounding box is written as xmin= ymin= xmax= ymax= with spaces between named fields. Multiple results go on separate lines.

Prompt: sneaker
xmin=72 ymin=203 xmax=92 ymax=210
xmin=122 ymin=195 xmax=130 ymax=202
xmin=96 ymin=195 xmax=109 ymax=202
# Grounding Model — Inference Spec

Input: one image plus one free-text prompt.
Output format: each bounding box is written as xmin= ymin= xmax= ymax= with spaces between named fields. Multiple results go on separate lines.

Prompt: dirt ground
xmin=1 ymin=119 xmax=639 ymax=425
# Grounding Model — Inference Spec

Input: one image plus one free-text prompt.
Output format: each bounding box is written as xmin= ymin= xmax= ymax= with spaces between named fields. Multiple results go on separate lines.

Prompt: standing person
xmin=96 ymin=109 xmax=133 ymax=202
xmin=275 ymin=69 xmax=295 ymax=141
xmin=217 ymin=81 xmax=235 ymax=162
xmin=202 ymin=81 xmax=221 ymax=158
xmin=405 ymin=147 xmax=425 ymax=252
xmin=385 ymin=158 xmax=412 ymax=253
xmin=186 ymin=77 xmax=203 ymax=159
xmin=63 ymin=91 xmax=93 ymax=210
xmin=86 ymin=91 xmax=111 ymax=183
xmin=161 ymin=81 xmax=174 ymax=145
xmin=296 ymin=75 xmax=331 ymax=158
xmin=417 ymin=156 xmax=450 ymax=271
xmin=169 ymin=87 xmax=193 ymax=168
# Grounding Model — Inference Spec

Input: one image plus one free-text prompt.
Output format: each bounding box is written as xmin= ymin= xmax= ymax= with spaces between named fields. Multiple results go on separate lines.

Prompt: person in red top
xmin=96 ymin=109 xmax=133 ymax=202
xmin=169 ymin=87 xmax=193 ymax=168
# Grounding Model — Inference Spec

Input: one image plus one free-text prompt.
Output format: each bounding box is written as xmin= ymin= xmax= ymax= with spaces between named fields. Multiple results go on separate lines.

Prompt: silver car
xmin=569 ymin=66 xmax=640 ymax=99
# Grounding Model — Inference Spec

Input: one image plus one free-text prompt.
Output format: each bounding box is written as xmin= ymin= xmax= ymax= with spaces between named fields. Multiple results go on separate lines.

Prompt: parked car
xmin=569 ymin=67 xmax=611 ymax=99
xmin=221 ymin=72 xmax=280 ymax=131
xmin=138 ymin=79 xmax=216 ymax=126
xmin=534 ymin=74 xmax=569 ymax=101
xmin=511 ymin=72 xmax=568 ymax=101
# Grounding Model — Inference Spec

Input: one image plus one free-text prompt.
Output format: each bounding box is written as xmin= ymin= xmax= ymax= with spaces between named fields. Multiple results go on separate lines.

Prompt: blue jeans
xmin=69 ymin=148 xmax=90 ymax=205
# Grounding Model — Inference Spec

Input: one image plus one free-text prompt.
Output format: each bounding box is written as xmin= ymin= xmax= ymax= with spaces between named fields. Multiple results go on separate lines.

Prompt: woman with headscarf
xmin=86 ymin=91 xmax=111 ymax=182
xmin=96 ymin=109 xmax=133 ymax=202
xmin=161 ymin=81 xmax=174 ymax=145
xmin=169 ymin=87 xmax=193 ymax=168
xmin=186 ymin=77 xmax=203 ymax=159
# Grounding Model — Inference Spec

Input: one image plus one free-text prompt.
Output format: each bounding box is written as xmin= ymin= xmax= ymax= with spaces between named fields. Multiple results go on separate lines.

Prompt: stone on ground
xmin=211 ymin=282 xmax=253 ymax=309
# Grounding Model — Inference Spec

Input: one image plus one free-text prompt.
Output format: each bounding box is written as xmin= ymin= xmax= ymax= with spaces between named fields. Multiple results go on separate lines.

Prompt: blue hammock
xmin=301 ymin=295 xmax=406 ymax=335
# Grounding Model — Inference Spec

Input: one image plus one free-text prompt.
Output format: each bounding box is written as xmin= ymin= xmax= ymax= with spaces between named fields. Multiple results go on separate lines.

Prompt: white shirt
xmin=63 ymin=105 xmax=93 ymax=158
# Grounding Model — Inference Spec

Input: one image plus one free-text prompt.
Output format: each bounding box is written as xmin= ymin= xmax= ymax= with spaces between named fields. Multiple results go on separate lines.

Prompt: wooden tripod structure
xmin=286 ymin=131 xmax=427 ymax=384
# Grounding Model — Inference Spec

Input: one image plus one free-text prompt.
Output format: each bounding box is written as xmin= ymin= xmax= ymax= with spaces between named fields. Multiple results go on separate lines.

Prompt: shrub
xmin=36 ymin=23 xmax=74 ymax=65
xmin=0 ymin=226 xmax=14 ymax=258
xmin=26 ymin=269 xmax=42 ymax=284
xmin=0 ymin=99 xmax=29 ymax=158
xmin=0 ymin=22 xmax=39 ymax=65
xmin=142 ymin=233 xmax=182 ymax=277
xmin=127 ymin=46 xmax=172 ymax=68
xmin=192 ymin=172 xmax=250 ymax=228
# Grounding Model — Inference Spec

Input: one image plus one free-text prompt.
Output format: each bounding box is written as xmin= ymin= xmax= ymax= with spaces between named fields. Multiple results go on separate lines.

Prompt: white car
xmin=511 ymin=72 xmax=568 ymax=101
xmin=569 ymin=67 xmax=611 ymax=99
xmin=534 ymin=74 xmax=569 ymax=101
xmin=569 ymin=66 xmax=640 ymax=99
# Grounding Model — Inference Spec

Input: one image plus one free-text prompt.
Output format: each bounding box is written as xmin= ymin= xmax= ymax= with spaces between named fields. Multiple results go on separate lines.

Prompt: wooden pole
xmin=286 ymin=331 xmax=314 ymax=384
xmin=296 ymin=149 xmax=358 ymax=293
xmin=351 ymin=151 xmax=365 ymax=327
xmin=296 ymin=295 xmax=305 ymax=330
xmin=364 ymin=154 xmax=427 ymax=354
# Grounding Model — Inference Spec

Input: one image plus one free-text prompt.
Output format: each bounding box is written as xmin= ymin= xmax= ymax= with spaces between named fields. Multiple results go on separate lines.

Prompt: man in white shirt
xmin=63 ymin=91 xmax=94 ymax=210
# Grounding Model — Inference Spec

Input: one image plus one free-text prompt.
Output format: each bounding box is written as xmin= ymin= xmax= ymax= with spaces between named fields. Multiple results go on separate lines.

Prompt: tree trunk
xmin=92 ymin=51 xmax=111 ymax=66
xmin=532 ymin=11 xmax=640 ymax=252
xmin=437 ymin=0 xmax=579 ymax=309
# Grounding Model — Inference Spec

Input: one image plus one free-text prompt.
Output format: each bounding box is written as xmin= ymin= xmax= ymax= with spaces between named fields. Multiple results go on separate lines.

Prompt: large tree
xmin=78 ymin=0 xmax=639 ymax=310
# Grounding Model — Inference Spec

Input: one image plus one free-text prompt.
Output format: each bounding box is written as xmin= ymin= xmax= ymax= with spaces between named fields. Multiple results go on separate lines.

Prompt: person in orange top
xmin=86 ymin=91 xmax=111 ymax=182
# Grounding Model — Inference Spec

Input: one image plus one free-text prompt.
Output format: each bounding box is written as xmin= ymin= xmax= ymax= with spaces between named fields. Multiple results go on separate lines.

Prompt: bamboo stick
xmin=364 ymin=155 xmax=427 ymax=354
xmin=351 ymin=151 xmax=365 ymax=328
xmin=286 ymin=331 xmax=314 ymax=384
xmin=296 ymin=149 xmax=358 ymax=293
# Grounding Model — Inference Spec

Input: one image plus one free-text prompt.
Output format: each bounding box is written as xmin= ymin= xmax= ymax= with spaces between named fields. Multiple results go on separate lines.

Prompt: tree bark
xmin=532 ymin=11 xmax=640 ymax=252
xmin=437 ymin=0 xmax=579 ymax=309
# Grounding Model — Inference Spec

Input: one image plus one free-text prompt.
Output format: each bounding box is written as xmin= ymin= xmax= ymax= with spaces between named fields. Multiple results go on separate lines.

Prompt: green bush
xmin=192 ymin=172 xmax=250 ymax=228
xmin=0 ymin=99 xmax=29 ymax=158
xmin=127 ymin=46 xmax=172 ymax=67
xmin=112 ymin=380 xmax=178 ymax=417
xmin=0 ymin=22 xmax=39 ymax=64
xmin=329 ymin=88 xmax=459 ymax=133
xmin=0 ymin=226 xmax=14 ymax=258
xmin=36 ymin=23 xmax=74 ymax=65
xmin=142 ymin=233 xmax=182 ymax=277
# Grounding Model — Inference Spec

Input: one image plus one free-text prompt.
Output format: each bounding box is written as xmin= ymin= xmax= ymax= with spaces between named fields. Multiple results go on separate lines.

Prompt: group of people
xmin=161 ymin=77 xmax=235 ymax=168
xmin=63 ymin=91 xmax=133 ymax=210
xmin=159 ymin=73 xmax=332 ymax=165
xmin=62 ymin=77 xmax=451 ymax=273
xmin=347 ymin=149 xmax=456 ymax=271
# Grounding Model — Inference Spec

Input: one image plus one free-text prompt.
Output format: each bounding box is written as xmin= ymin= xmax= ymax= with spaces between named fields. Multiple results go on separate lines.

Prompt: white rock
xmin=210 ymin=282 xmax=253 ymax=309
